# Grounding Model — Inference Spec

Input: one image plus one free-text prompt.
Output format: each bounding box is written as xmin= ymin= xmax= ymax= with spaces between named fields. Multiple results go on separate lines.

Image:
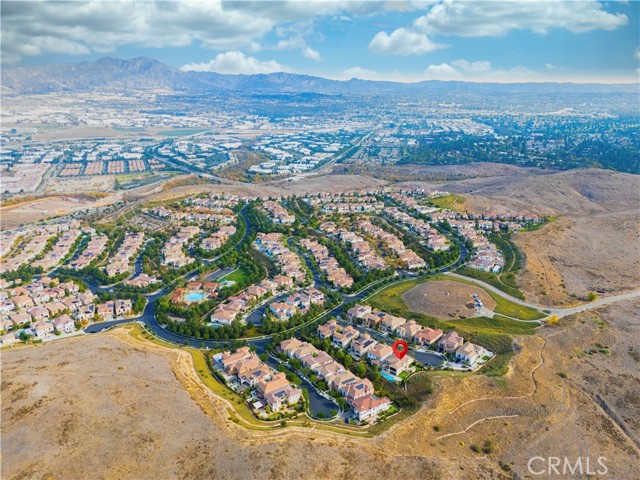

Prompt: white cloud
xmin=302 ymin=47 xmax=322 ymax=61
xmin=545 ymin=63 xmax=556 ymax=70
xmin=451 ymin=59 xmax=491 ymax=73
xmin=423 ymin=62 xmax=461 ymax=79
xmin=369 ymin=27 xmax=445 ymax=55
xmin=424 ymin=59 xmax=536 ymax=82
xmin=414 ymin=0 xmax=628 ymax=37
xmin=180 ymin=51 xmax=291 ymax=74
xmin=270 ymin=21 xmax=321 ymax=61
xmin=635 ymin=48 xmax=640 ymax=61
xmin=1 ymin=0 xmax=407 ymax=64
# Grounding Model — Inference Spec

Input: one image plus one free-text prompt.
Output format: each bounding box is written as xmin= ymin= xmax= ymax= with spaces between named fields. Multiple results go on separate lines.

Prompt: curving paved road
xmin=444 ymin=272 xmax=640 ymax=318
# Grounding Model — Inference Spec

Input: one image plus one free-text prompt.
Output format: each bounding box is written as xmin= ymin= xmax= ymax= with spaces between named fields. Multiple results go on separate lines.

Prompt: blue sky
xmin=3 ymin=1 xmax=639 ymax=83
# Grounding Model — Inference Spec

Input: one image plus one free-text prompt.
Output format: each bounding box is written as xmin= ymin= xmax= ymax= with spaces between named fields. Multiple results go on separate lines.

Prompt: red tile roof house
xmin=211 ymin=307 xmax=238 ymax=325
xmin=328 ymin=370 xmax=358 ymax=392
xmin=232 ymin=356 xmax=263 ymax=378
xmin=256 ymin=372 xmax=301 ymax=412
xmin=28 ymin=306 xmax=50 ymax=322
xmin=238 ymin=365 xmax=273 ymax=387
xmin=381 ymin=314 xmax=407 ymax=332
xmin=351 ymin=394 xmax=392 ymax=422
xmin=96 ymin=301 xmax=115 ymax=321
xmin=220 ymin=346 xmax=253 ymax=374
xmin=291 ymin=344 xmax=319 ymax=361
xmin=12 ymin=295 xmax=34 ymax=309
xmin=438 ymin=331 xmax=464 ymax=353
xmin=382 ymin=355 xmax=414 ymax=376
xmin=350 ymin=333 xmax=378 ymax=359
xmin=332 ymin=325 xmax=360 ymax=349
xmin=279 ymin=337 xmax=304 ymax=357
xmin=273 ymin=275 xmax=294 ymax=290
xmin=269 ymin=302 xmax=297 ymax=321
xmin=115 ymin=299 xmax=133 ymax=317
xmin=367 ymin=343 xmax=394 ymax=365
xmin=395 ymin=320 xmax=423 ymax=340
xmin=46 ymin=301 xmax=67 ymax=317
xmin=315 ymin=361 xmax=345 ymax=381
xmin=75 ymin=304 xmax=95 ymax=321
xmin=343 ymin=378 xmax=374 ymax=402
xmin=53 ymin=314 xmax=75 ymax=333
xmin=301 ymin=351 xmax=333 ymax=371
xmin=346 ymin=304 xmax=372 ymax=321
xmin=32 ymin=320 xmax=55 ymax=338
xmin=317 ymin=319 xmax=340 ymax=340
xmin=413 ymin=327 xmax=444 ymax=347
xmin=455 ymin=342 xmax=484 ymax=366
xmin=0 ymin=301 xmax=16 ymax=314
xmin=9 ymin=311 xmax=30 ymax=326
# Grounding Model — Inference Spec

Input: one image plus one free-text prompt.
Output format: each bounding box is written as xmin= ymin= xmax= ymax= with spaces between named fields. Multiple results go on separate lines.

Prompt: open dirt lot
xmin=402 ymin=280 xmax=496 ymax=319
xmin=0 ymin=195 xmax=113 ymax=229
xmin=45 ymin=175 xmax=115 ymax=194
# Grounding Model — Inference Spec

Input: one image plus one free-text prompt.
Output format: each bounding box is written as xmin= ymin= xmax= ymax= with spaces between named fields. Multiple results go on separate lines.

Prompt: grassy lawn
xmin=487 ymin=292 xmax=545 ymax=320
xmin=428 ymin=194 xmax=466 ymax=211
xmin=222 ymin=266 xmax=252 ymax=284
xmin=366 ymin=278 xmax=422 ymax=312
xmin=459 ymin=267 xmax=525 ymax=300
xmin=447 ymin=315 xmax=538 ymax=336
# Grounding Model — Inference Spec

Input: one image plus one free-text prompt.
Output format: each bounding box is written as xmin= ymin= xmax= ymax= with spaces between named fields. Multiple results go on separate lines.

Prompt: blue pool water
xmin=380 ymin=372 xmax=398 ymax=382
xmin=185 ymin=292 xmax=206 ymax=302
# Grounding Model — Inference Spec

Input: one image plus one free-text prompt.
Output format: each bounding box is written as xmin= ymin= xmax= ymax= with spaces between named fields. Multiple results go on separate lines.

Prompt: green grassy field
xmin=428 ymin=194 xmax=466 ymax=211
xmin=222 ymin=266 xmax=253 ymax=284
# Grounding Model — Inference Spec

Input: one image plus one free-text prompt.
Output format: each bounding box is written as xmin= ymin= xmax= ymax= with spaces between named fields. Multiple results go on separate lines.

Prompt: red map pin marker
xmin=392 ymin=339 xmax=409 ymax=359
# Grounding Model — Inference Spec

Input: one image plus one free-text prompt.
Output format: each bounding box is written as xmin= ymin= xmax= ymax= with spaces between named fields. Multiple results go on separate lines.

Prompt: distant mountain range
xmin=2 ymin=56 xmax=638 ymax=95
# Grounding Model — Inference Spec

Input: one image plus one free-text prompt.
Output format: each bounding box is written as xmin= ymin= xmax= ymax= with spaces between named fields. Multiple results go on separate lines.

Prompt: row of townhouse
xmin=216 ymin=346 xmax=301 ymax=412
xmin=201 ymin=225 xmax=236 ymax=250
xmin=268 ymin=287 xmax=325 ymax=321
xmin=0 ymin=277 xmax=132 ymax=345
xmin=31 ymin=228 xmax=82 ymax=271
xmin=356 ymin=219 xmax=426 ymax=269
xmin=347 ymin=304 xmax=487 ymax=366
xmin=69 ymin=232 xmax=108 ymax=270
xmin=185 ymin=193 xmax=241 ymax=209
xmin=332 ymin=227 xmax=387 ymax=271
xmin=210 ymin=279 xmax=281 ymax=325
xmin=299 ymin=238 xmax=353 ymax=289
xmin=162 ymin=226 xmax=200 ymax=268
xmin=318 ymin=319 xmax=414 ymax=377
xmin=1 ymin=230 xmax=57 ymax=272
xmin=125 ymin=273 xmax=160 ymax=288
xmin=253 ymin=233 xmax=306 ymax=282
xmin=262 ymin=200 xmax=295 ymax=224
xmin=105 ymin=232 xmax=145 ymax=277
xmin=385 ymin=207 xmax=450 ymax=252
xmin=302 ymin=192 xmax=384 ymax=214
xmin=448 ymin=219 xmax=505 ymax=273
xmin=279 ymin=338 xmax=392 ymax=422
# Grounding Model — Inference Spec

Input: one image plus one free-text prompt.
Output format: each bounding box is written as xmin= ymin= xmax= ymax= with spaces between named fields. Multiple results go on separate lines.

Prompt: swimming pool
xmin=185 ymin=292 xmax=206 ymax=302
xmin=380 ymin=372 xmax=398 ymax=382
